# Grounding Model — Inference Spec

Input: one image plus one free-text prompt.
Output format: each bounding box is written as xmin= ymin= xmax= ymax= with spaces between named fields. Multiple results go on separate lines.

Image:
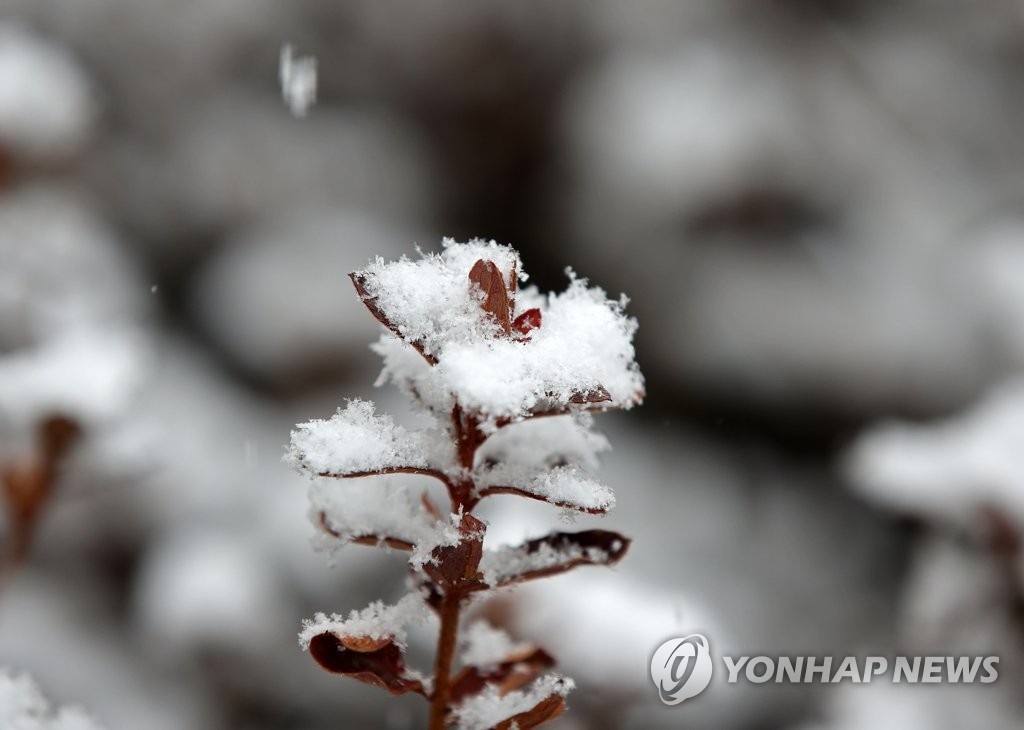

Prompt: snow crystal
xmin=478 ymin=464 xmax=615 ymax=513
xmin=0 ymin=328 xmax=146 ymax=428
xmin=437 ymin=275 xmax=643 ymax=418
xmin=311 ymin=478 xmax=436 ymax=547
xmin=0 ymin=668 xmax=104 ymax=730
xmin=371 ymin=332 xmax=454 ymax=413
xmin=279 ymin=44 xmax=316 ymax=118
xmin=0 ymin=24 xmax=95 ymax=160
xmin=459 ymin=620 xmax=530 ymax=669
xmin=846 ymin=379 xmax=1024 ymax=530
xmin=310 ymin=477 xmax=467 ymax=570
xmin=472 ymin=416 xmax=614 ymax=511
xmin=286 ymin=399 xmax=453 ymax=477
xmin=480 ymin=539 xmax=610 ymax=587
xmin=0 ymin=670 xmax=48 ymax=727
xmin=452 ymin=674 xmax=573 ymax=730
xmin=475 ymin=415 xmax=610 ymax=472
xmin=355 ymin=239 xmax=522 ymax=357
xmin=359 ymin=241 xmax=643 ymax=422
xmin=299 ymin=591 xmax=428 ymax=650
xmin=409 ymin=511 xmax=474 ymax=571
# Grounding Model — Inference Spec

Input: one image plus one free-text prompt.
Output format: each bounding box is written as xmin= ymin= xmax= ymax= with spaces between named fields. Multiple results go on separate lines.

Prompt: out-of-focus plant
xmin=1 ymin=415 xmax=80 ymax=581
xmin=0 ymin=666 xmax=105 ymax=729
xmin=286 ymin=240 xmax=643 ymax=729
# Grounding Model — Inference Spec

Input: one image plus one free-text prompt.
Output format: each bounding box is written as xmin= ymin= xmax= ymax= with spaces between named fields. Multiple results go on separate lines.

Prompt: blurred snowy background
xmin=2 ymin=1 xmax=1024 ymax=728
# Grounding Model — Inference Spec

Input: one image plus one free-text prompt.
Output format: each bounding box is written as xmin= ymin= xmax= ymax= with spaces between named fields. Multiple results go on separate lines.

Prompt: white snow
xmin=0 ymin=24 xmax=95 ymax=160
xmin=436 ymin=274 xmax=642 ymax=419
xmin=299 ymin=591 xmax=429 ymax=650
xmin=370 ymin=332 xmax=454 ymax=413
xmin=477 ymin=464 xmax=615 ymax=513
xmin=286 ymin=399 xmax=453 ymax=477
xmin=480 ymin=538 xmax=610 ymax=587
xmin=475 ymin=414 xmax=610 ymax=472
xmin=845 ymin=379 xmax=1024 ymax=531
xmin=0 ymin=328 xmax=146 ymax=428
xmin=310 ymin=477 xmax=468 ymax=570
xmin=356 ymin=240 xmax=522 ymax=356
xmin=279 ymin=44 xmax=316 ymax=118
xmin=410 ymin=511 xmax=477 ymax=572
xmin=459 ymin=620 xmax=530 ymax=669
xmin=0 ymin=668 xmax=104 ymax=730
xmin=474 ymin=416 xmax=615 ymax=516
xmin=452 ymin=674 xmax=573 ymax=730
xmin=311 ymin=477 xmax=436 ymax=548
xmin=358 ymin=240 xmax=644 ymax=422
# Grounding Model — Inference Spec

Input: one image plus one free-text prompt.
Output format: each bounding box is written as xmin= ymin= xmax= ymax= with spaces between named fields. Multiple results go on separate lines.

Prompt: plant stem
xmin=427 ymin=403 xmax=478 ymax=728
xmin=429 ymin=591 xmax=462 ymax=730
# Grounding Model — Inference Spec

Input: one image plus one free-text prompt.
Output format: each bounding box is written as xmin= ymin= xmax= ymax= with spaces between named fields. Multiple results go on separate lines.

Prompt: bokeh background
xmin=2 ymin=1 xmax=1024 ymax=728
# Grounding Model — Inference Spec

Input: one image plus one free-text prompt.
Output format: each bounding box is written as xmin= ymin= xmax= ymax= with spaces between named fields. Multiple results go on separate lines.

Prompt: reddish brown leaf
xmin=350 ymin=272 xmax=438 ymax=365
xmin=307 ymin=633 xmax=426 ymax=696
xmin=512 ymin=308 xmax=542 ymax=337
xmin=485 ymin=530 xmax=631 ymax=588
xmin=493 ymin=692 xmax=568 ymax=729
xmin=469 ymin=259 xmax=512 ymax=336
xmin=340 ymin=635 xmax=392 ymax=652
xmin=568 ymin=385 xmax=612 ymax=405
xmin=450 ymin=646 xmax=555 ymax=703
xmin=423 ymin=513 xmax=487 ymax=590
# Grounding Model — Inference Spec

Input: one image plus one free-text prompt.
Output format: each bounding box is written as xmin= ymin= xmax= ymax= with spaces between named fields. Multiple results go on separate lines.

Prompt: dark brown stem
xmin=450 ymin=404 xmax=486 ymax=511
xmin=424 ymin=402 xmax=488 ymax=728
xmin=429 ymin=592 xmax=462 ymax=730
xmin=453 ymin=406 xmax=484 ymax=470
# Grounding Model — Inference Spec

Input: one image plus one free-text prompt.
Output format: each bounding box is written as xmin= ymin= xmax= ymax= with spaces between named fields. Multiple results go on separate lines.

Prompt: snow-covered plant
xmin=0 ymin=667 xmax=104 ymax=730
xmin=286 ymin=240 xmax=643 ymax=729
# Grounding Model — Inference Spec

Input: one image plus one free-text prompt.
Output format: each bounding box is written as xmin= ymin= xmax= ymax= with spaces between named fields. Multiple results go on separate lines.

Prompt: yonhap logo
xmin=650 ymin=632 xmax=1000 ymax=706
xmin=650 ymin=634 xmax=714 ymax=704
